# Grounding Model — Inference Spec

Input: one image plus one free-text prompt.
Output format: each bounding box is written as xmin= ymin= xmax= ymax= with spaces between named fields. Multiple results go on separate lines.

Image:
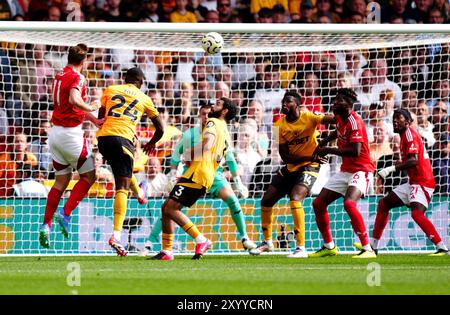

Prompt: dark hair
xmin=68 ymin=43 xmax=88 ymax=65
xmin=199 ymin=102 xmax=212 ymax=111
xmin=221 ymin=97 xmax=238 ymax=121
xmin=336 ymin=88 xmax=357 ymax=104
xmin=393 ymin=108 xmax=413 ymax=123
xmin=125 ymin=67 xmax=145 ymax=85
xmin=283 ymin=91 xmax=302 ymax=105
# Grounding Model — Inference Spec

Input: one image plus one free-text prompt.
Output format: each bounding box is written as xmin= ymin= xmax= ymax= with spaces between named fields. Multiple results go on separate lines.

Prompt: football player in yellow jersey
xmin=96 ymin=67 xmax=164 ymax=256
xmin=152 ymin=97 xmax=238 ymax=260
xmin=250 ymin=91 xmax=335 ymax=258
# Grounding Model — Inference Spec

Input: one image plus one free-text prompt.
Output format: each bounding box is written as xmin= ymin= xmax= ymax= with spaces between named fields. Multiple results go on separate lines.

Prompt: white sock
xmin=138 ymin=187 xmax=145 ymax=199
xmin=297 ymin=245 xmax=306 ymax=251
xmin=195 ymin=234 xmax=207 ymax=243
xmin=264 ymin=239 xmax=273 ymax=246
xmin=324 ymin=241 xmax=335 ymax=249
xmin=163 ymin=249 xmax=173 ymax=255
xmin=436 ymin=241 xmax=448 ymax=251
xmin=362 ymin=244 xmax=372 ymax=251
xmin=241 ymin=234 xmax=249 ymax=240
xmin=371 ymin=239 xmax=379 ymax=250
xmin=113 ymin=230 xmax=121 ymax=241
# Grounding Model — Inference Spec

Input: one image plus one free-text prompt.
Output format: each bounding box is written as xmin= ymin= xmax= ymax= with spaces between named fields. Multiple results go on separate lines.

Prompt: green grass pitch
xmin=0 ymin=254 xmax=448 ymax=295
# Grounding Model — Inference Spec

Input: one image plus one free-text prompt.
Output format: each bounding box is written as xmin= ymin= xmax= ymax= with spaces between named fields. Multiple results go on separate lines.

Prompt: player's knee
xmin=312 ymin=197 xmax=326 ymax=213
xmin=343 ymin=199 xmax=357 ymax=212
xmin=81 ymin=170 xmax=96 ymax=185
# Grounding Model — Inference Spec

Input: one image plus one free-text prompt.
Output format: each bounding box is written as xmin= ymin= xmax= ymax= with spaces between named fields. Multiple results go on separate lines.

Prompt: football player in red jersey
xmin=39 ymin=44 xmax=102 ymax=249
xmin=366 ymin=108 xmax=449 ymax=256
xmin=310 ymin=88 xmax=377 ymax=258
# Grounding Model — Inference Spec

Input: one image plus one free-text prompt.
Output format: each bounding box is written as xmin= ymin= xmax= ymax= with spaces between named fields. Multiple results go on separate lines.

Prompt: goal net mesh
xmin=0 ymin=28 xmax=449 ymax=255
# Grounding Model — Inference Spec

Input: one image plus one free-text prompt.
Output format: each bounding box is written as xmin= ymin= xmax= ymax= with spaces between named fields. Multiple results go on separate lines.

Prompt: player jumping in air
xmin=96 ymin=67 xmax=164 ymax=256
xmin=39 ymin=44 xmax=103 ymax=248
xmin=250 ymin=91 xmax=334 ymax=258
xmin=152 ymin=97 xmax=238 ymax=260
xmin=150 ymin=102 xmax=256 ymax=251
xmin=355 ymin=108 xmax=449 ymax=256
xmin=311 ymin=88 xmax=377 ymax=259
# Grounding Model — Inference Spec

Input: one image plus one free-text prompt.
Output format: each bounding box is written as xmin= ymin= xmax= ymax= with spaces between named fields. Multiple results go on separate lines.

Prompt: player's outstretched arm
xmin=378 ymin=153 xmax=418 ymax=179
xmin=314 ymin=142 xmax=361 ymax=158
xmin=143 ymin=116 xmax=164 ymax=155
xmin=69 ymin=88 xmax=98 ymax=112
xmin=225 ymin=150 xmax=249 ymax=198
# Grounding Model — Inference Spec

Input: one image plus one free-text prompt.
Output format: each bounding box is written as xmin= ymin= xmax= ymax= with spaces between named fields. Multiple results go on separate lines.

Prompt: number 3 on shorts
xmin=175 ymin=185 xmax=185 ymax=197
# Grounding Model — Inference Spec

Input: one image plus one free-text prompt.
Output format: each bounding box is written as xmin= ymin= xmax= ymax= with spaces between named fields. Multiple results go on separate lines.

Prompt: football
xmin=201 ymin=32 xmax=224 ymax=55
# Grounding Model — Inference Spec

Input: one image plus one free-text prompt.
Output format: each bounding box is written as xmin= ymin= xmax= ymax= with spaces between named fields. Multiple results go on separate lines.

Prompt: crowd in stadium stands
xmin=0 ymin=1 xmax=450 ymax=198
xmin=1 ymin=42 xmax=450 ymax=198
xmin=0 ymin=0 xmax=449 ymax=23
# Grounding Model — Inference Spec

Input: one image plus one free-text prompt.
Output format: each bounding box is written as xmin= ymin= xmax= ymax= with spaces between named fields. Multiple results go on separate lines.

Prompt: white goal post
xmin=0 ymin=22 xmax=449 ymax=255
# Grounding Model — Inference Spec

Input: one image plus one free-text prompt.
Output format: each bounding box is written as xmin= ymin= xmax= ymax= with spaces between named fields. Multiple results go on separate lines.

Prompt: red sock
xmin=373 ymin=199 xmax=390 ymax=240
xmin=63 ymin=179 xmax=91 ymax=216
xmin=343 ymin=199 xmax=369 ymax=246
xmin=313 ymin=197 xmax=333 ymax=243
xmin=411 ymin=209 xmax=442 ymax=245
xmin=44 ymin=187 xmax=63 ymax=227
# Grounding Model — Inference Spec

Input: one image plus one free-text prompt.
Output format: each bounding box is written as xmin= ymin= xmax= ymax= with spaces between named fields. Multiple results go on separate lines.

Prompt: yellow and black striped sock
xmin=113 ymin=189 xmax=128 ymax=232
xmin=290 ymin=200 xmax=305 ymax=247
xmin=162 ymin=233 xmax=174 ymax=252
xmin=182 ymin=220 xmax=201 ymax=239
xmin=261 ymin=206 xmax=274 ymax=241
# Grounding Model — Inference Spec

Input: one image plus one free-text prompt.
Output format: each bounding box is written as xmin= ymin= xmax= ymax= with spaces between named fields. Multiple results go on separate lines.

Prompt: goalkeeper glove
xmin=378 ymin=166 xmax=396 ymax=179
xmin=166 ymin=168 xmax=178 ymax=193
xmin=233 ymin=176 xmax=249 ymax=199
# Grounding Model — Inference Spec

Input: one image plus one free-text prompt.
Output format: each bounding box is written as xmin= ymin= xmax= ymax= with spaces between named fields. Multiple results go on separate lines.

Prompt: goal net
xmin=0 ymin=23 xmax=449 ymax=255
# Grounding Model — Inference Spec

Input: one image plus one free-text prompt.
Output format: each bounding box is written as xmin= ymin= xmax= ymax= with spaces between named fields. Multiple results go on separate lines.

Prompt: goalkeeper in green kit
xmin=149 ymin=101 xmax=257 ymax=251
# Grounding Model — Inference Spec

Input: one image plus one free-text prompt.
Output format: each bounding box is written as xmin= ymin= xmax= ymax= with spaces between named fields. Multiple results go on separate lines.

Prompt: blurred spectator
xmin=141 ymin=157 xmax=169 ymax=198
xmin=348 ymin=0 xmax=367 ymax=17
xmin=29 ymin=119 xmax=52 ymax=175
xmin=251 ymin=0 xmax=288 ymax=19
xmin=175 ymin=51 xmax=195 ymax=86
xmin=272 ymin=4 xmax=289 ymax=23
xmin=100 ymin=0 xmax=130 ymax=21
xmin=416 ymin=100 xmax=436 ymax=148
xmin=370 ymin=124 xmax=392 ymax=163
xmin=432 ymin=0 xmax=450 ymax=21
xmin=170 ymin=0 xmax=197 ymax=22
xmin=336 ymin=50 xmax=366 ymax=87
xmin=292 ymin=0 xmax=314 ymax=23
xmin=370 ymin=58 xmax=402 ymax=107
xmin=46 ymin=5 xmax=61 ymax=21
xmin=215 ymin=65 xmax=234 ymax=90
xmin=432 ymin=132 xmax=450 ymax=195
xmin=356 ymin=68 xmax=375 ymax=114
xmin=12 ymin=164 xmax=48 ymax=197
xmin=431 ymin=100 xmax=448 ymax=135
xmin=133 ymin=50 xmax=158 ymax=88
xmin=235 ymin=121 xmax=263 ymax=188
xmin=0 ymin=91 xmax=9 ymax=137
xmin=153 ymin=107 xmax=182 ymax=171
xmin=428 ymin=7 xmax=445 ymax=23
xmin=138 ymin=0 xmax=165 ymax=22
xmin=157 ymin=72 xmax=176 ymax=107
xmin=215 ymin=81 xmax=231 ymax=99
xmin=177 ymin=81 xmax=194 ymax=124
xmin=314 ymin=0 xmax=341 ymax=22
xmin=193 ymin=79 xmax=213 ymax=108
xmin=348 ymin=12 xmax=366 ymax=23
xmin=316 ymin=13 xmax=333 ymax=22
xmin=427 ymin=77 xmax=450 ymax=109
xmin=243 ymin=118 xmax=269 ymax=159
xmin=148 ymin=89 xmax=164 ymax=108
xmin=410 ymin=0 xmax=433 ymax=23
xmin=300 ymin=72 xmax=324 ymax=114
xmin=83 ymin=0 xmax=105 ymax=22
xmin=202 ymin=0 xmax=217 ymax=11
xmin=232 ymin=53 xmax=257 ymax=84
xmin=395 ymin=63 xmax=417 ymax=91
xmin=188 ymin=0 xmax=206 ymax=22
xmin=0 ymin=133 xmax=37 ymax=198
xmin=279 ymin=52 xmax=296 ymax=89
xmin=217 ymin=0 xmax=232 ymax=22
xmin=0 ymin=0 xmax=23 ymax=20
xmin=204 ymin=9 xmax=220 ymax=22
xmin=93 ymin=151 xmax=114 ymax=187
xmin=366 ymin=101 xmax=394 ymax=143
xmin=380 ymin=89 xmax=395 ymax=121
xmin=375 ymin=134 xmax=406 ymax=194
xmin=253 ymin=64 xmax=285 ymax=132
xmin=381 ymin=0 xmax=416 ymax=23
xmin=256 ymin=7 xmax=273 ymax=23
xmin=45 ymin=45 xmax=68 ymax=71
xmin=401 ymin=89 xmax=418 ymax=114
xmin=331 ymin=0 xmax=346 ymax=17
